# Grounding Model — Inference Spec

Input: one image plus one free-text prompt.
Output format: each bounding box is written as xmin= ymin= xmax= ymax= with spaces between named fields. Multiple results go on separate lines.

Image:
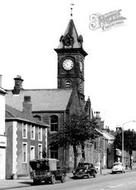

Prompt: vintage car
xmin=29 ymin=158 xmax=66 ymax=184
xmin=73 ymin=162 xmax=97 ymax=179
xmin=111 ymin=162 xmax=125 ymax=174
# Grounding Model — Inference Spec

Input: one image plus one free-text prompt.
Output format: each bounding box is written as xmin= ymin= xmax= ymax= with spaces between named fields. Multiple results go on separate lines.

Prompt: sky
xmin=0 ymin=0 xmax=136 ymax=130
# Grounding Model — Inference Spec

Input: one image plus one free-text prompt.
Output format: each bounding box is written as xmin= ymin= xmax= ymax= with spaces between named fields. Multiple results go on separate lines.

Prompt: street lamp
xmin=121 ymin=120 xmax=136 ymax=167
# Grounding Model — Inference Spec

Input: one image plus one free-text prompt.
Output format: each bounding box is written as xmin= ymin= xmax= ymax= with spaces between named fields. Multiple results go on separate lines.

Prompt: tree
xmin=114 ymin=129 xmax=136 ymax=167
xmin=49 ymin=114 xmax=98 ymax=169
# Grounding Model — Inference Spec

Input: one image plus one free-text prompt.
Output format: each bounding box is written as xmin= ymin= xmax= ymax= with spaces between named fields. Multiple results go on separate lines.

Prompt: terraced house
xmin=0 ymin=76 xmax=6 ymax=179
xmin=5 ymin=96 xmax=49 ymax=179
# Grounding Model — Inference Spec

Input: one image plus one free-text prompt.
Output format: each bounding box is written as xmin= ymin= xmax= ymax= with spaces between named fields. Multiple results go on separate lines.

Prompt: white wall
xmin=0 ymin=88 xmax=6 ymax=179
xmin=0 ymin=148 xmax=6 ymax=179
xmin=0 ymin=92 xmax=5 ymax=135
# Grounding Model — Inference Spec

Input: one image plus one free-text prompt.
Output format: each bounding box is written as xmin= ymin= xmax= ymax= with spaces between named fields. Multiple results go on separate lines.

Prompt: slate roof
xmin=55 ymin=19 xmax=87 ymax=57
xmin=58 ymin=19 xmax=81 ymax=49
xmin=0 ymin=87 xmax=6 ymax=95
xmin=6 ymin=89 xmax=72 ymax=112
xmin=95 ymin=128 xmax=114 ymax=141
xmin=6 ymin=104 xmax=49 ymax=127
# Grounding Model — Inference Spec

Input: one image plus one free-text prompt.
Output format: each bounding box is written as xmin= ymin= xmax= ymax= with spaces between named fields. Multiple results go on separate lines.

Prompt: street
xmin=1 ymin=171 xmax=136 ymax=190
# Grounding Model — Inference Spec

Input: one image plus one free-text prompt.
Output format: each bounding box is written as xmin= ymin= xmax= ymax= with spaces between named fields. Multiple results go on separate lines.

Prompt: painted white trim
xmin=12 ymin=121 xmax=17 ymax=175
xmin=30 ymin=145 xmax=35 ymax=160
xmin=30 ymin=125 xmax=35 ymax=140
xmin=22 ymin=123 xmax=27 ymax=139
xmin=38 ymin=127 xmax=42 ymax=141
xmin=45 ymin=128 xmax=47 ymax=154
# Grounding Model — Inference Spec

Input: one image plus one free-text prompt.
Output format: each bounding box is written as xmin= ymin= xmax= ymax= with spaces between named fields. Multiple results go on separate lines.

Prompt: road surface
xmin=1 ymin=171 xmax=136 ymax=190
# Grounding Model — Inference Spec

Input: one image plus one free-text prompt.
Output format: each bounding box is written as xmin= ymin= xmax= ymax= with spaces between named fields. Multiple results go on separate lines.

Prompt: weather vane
xmin=70 ymin=3 xmax=75 ymax=17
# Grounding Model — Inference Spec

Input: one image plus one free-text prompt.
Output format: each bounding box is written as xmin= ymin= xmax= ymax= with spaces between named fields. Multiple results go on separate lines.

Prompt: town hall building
xmin=6 ymin=18 xmax=99 ymax=172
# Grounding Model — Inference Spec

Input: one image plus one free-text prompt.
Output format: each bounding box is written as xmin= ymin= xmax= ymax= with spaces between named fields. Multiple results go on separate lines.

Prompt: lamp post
xmin=121 ymin=120 xmax=136 ymax=167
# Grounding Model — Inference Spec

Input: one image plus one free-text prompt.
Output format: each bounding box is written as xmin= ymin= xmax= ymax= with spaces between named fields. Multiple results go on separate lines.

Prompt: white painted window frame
xmin=22 ymin=123 xmax=27 ymax=139
xmin=30 ymin=125 xmax=35 ymax=140
xmin=22 ymin=142 xmax=27 ymax=163
xmin=38 ymin=127 xmax=42 ymax=141
xmin=30 ymin=145 xmax=35 ymax=160
xmin=38 ymin=143 xmax=42 ymax=159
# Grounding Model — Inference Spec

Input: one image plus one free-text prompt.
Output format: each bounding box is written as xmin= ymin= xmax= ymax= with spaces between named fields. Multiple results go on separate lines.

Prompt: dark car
xmin=29 ymin=158 xmax=66 ymax=184
xmin=73 ymin=162 xmax=97 ymax=179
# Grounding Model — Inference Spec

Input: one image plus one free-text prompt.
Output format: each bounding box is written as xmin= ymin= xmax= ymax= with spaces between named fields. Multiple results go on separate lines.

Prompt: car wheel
xmin=93 ymin=172 xmax=96 ymax=178
xmin=51 ymin=175 xmax=56 ymax=184
xmin=33 ymin=179 xmax=40 ymax=185
xmin=88 ymin=173 xmax=91 ymax=178
xmin=61 ymin=174 xmax=65 ymax=183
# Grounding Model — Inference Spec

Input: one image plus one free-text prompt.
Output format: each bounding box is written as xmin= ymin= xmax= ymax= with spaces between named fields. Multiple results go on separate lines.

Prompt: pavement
xmin=0 ymin=169 xmax=134 ymax=190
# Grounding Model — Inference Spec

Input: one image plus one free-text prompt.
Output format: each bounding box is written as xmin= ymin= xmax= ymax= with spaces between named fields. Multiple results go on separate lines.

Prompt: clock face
xmin=79 ymin=61 xmax=83 ymax=72
xmin=62 ymin=59 xmax=74 ymax=71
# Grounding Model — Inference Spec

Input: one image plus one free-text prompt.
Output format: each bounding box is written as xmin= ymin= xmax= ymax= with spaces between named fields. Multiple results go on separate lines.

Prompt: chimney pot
xmin=12 ymin=75 xmax=23 ymax=94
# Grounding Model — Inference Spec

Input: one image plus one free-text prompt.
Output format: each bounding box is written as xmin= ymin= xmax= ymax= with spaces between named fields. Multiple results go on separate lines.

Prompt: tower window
xmin=50 ymin=115 xmax=58 ymax=132
xmin=65 ymin=80 xmax=71 ymax=88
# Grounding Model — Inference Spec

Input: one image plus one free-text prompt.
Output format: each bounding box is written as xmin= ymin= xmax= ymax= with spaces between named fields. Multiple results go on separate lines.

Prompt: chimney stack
xmin=12 ymin=75 xmax=23 ymax=94
xmin=23 ymin=96 xmax=32 ymax=115
xmin=95 ymin=111 xmax=100 ymax=118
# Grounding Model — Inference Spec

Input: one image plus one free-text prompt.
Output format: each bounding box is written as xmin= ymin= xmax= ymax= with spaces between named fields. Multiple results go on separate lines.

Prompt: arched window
xmin=50 ymin=145 xmax=58 ymax=159
xmin=50 ymin=115 xmax=58 ymax=132
xmin=65 ymin=80 xmax=71 ymax=88
xmin=33 ymin=115 xmax=41 ymax=121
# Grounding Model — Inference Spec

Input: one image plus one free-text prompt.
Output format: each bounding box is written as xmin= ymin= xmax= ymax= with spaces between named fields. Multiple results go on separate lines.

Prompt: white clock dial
xmin=62 ymin=59 xmax=74 ymax=71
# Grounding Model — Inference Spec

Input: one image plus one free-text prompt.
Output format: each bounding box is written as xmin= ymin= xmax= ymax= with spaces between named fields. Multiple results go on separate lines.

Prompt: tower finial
xmin=70 ymin=3 xmax=74 ymax=18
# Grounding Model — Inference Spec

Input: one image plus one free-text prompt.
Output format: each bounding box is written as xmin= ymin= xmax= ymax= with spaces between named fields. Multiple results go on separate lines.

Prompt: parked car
xmin=73 ymin=162 xmax=97 ymax=179
xmin=29 ymin=158 xmax=66 ymax=184
xmin=111 ymin=162 xmax=125 ymax=174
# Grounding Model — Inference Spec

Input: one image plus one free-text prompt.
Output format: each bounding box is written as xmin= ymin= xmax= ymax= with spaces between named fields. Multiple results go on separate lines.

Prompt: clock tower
xmin=55 ymin=19 xmax=87 ymax=100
